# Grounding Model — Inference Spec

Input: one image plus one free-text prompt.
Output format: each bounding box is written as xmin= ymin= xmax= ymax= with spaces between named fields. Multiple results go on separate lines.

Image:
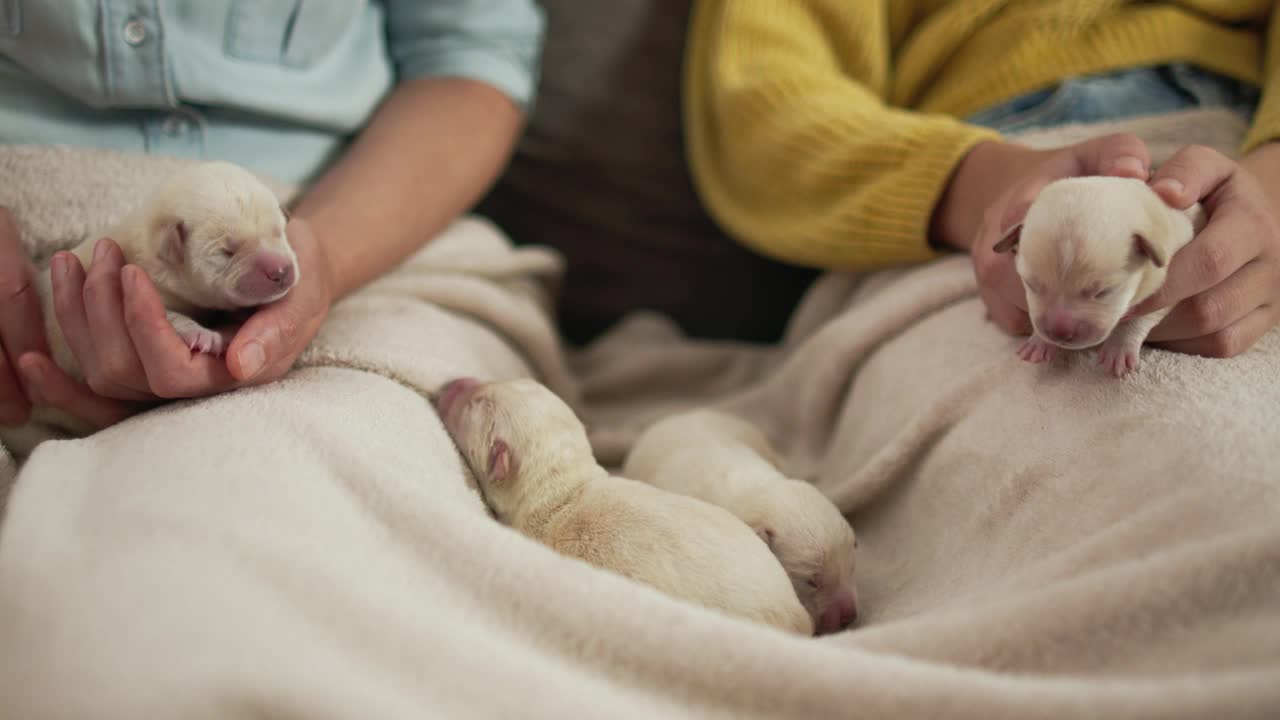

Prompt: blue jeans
xmin=966 ymin=63 xmax=1259 ymax=134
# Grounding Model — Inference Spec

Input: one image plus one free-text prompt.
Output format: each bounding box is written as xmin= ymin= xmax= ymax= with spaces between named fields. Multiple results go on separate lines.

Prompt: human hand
xmin=222 ymin=216 xmax=334 ymax=383
xmin=0 ymin=206 xmax=47 ymax=426
xmin=0 ymin=206 xmax=146 ymax=431
xmin=21 ymin=216 xmax=332 ymax=426
xmin=1131 ymin=143 xmax=1280 ymax=358
xmin=966 ymin=133 xmax=1155 ymax=335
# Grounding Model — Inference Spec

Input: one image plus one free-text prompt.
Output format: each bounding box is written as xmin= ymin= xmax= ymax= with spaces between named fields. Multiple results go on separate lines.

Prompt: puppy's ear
xmin=1132 ymin=232 xmax=1168 ymax=268
xmin=158 ymin=221 xmax=189 ymax=266
xmin=488 ymin=439 xmax=512 ymax=481
xmin=753 ymin=524 xmax=776 ymax=550
xmin=1133 ymin=184 xmax=1198 ymax=269
xmin=992 ymin=223 xmax=1023 ymax=254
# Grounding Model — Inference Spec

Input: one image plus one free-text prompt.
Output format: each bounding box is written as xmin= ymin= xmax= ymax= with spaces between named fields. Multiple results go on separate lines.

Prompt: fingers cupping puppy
xmin=2 ymin=206 xmax=330 ymax=432
xmin=1136 ymin=144 xmax=1280 ymax=358
xmin=967 ymin=133 xmax=1155 ymax=336
xmin=965 ymin=134 xmax=1280 ymax=360
xmin=0 ymin=206 xmax=49 ymax=427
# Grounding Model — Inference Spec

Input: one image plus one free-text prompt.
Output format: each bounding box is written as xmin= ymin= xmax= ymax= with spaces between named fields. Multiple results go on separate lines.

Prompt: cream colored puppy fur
xmin=0 ymin=161 xmax=298 ymax=457
xmin=435 ymin=377 xmax=813 ymax=636
xmin=994 ymin=176 xmax=1205 ymax=377
xmin=624 ymin=409 xmax=859 ymax=635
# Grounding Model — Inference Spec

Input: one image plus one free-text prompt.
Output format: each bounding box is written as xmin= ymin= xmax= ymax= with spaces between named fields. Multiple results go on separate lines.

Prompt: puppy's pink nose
xmin=817 ymin=588 xmax=859 ymax=634
xmin=255 ymin=252 xmax=295 ymax=287
xmin=1045 ymin=312 xmax=1082 ymax=343
xmin=234 ymin=251 xmax=298 ymax=303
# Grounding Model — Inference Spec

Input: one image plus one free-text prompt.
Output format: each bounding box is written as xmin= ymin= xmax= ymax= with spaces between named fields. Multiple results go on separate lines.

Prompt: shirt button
xmin=161 ymin=115 xmax=190 ymax=136
xmin=123 ymin=19 xmax=147 ymax=46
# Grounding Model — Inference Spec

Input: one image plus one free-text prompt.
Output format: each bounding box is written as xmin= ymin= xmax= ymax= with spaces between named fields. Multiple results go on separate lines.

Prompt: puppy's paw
xmin=1097 ymin=340 xmax=1140 ymax=378
xmin=167 ymin=311 xmax=226 ymax=357
xmin=1017 ymin=337 xmax=1058 ymax=364
xmin=178 ymin=326 xmax=225 ymax=356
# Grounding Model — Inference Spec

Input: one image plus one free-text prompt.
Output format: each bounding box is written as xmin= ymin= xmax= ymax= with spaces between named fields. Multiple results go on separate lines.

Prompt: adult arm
xmin=227 ymin=74 xmax=529 ymax=381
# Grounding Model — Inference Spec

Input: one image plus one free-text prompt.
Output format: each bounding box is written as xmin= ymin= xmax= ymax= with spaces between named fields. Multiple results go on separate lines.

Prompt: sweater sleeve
xmin=683 ymin=0 xmax=1001 ymax=271
xmin=1241 ymin=7 xmax=1280 ymax=154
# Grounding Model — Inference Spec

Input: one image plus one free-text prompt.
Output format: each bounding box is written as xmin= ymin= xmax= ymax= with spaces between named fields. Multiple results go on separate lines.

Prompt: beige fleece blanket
xmin=2 ymin=108 xmax=1279 ymax=719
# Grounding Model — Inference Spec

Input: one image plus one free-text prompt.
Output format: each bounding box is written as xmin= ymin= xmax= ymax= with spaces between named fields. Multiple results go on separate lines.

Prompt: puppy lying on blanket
xmin=0 ymin=161 xmax=298 ymax=457
xmin=994 ymin=176 xmax=1205 ymax=377
xmin=434 ymin=377 xmax=813 ymax=636
xmin=624 ymin=409 xmax=859 ymax=635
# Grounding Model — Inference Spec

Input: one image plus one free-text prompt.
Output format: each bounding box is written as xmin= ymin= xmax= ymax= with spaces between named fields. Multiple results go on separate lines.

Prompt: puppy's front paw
xmin=167 ymin=311 xmax=225 ymax=357
xmin=1017 ymin=337 xmax=1058 ymax=364
xmin=1097 ymin=339 xmax=1140 ymax=378
xmin=178 ymin=326 xmax=225 ymax=356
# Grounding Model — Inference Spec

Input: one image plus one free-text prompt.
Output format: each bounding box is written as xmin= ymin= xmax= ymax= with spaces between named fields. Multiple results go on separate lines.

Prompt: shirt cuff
xmin=397 ymin=45 xmax=540 ymax=111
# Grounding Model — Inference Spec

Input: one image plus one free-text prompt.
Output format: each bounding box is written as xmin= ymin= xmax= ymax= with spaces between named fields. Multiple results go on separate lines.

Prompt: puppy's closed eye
xmin=488 ymin=439 xmax=512 ymax=481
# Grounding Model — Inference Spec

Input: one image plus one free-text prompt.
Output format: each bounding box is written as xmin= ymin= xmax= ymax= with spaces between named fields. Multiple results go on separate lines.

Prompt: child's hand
xmin=1134 ymin=143 xmax=1280 ymax=358
xmin=958 ymin=134 xmax=1154 ymax=336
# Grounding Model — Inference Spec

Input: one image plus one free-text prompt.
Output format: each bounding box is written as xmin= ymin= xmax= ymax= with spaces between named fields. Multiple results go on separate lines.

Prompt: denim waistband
xmin=966 ymin=63 xmax=1260 ymax=135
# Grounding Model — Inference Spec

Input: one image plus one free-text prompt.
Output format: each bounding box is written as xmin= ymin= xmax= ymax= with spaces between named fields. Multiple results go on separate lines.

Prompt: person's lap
xmin=0 ymin=147 xmax=575 ymax=713
xmin=0 ymin=131 xmax=570 ymax=533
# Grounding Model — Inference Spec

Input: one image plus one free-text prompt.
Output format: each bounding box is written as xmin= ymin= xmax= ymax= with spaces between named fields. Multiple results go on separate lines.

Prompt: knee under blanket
xmin=1 ymin=109 xmax=1278 ymax=719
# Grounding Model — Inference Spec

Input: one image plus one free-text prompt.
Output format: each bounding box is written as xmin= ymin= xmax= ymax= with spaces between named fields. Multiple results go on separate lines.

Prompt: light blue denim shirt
xmin=0 ymin=1 xmax=545 ymax=184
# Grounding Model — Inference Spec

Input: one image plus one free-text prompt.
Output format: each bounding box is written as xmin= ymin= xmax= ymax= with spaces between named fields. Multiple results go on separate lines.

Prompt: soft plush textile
xmin=2 ymin=108 xmax=1279 ymax=719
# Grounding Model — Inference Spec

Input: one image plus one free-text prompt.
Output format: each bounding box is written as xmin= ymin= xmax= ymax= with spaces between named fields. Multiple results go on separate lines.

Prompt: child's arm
xmin=683 ymin=0 xmax=1007 ymax=271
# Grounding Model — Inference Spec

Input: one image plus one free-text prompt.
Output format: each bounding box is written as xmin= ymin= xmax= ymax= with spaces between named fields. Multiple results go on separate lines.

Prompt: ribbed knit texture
xmin=684 ymin=0 xmax=1280 ymax=271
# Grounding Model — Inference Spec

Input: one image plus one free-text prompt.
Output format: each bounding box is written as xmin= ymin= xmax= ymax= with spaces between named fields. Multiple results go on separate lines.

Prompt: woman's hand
xmin=16 ymin=216 xmax=332 ymax=427
xmin=958 ymin=133 xmax=1154 ymax=336
xmin=222 ymin=217 xmax=334 ymax=383
xmin=0 ymin=207 xmax=47 ymax=426
xmin=1133 ymin=143 xmax=1280 ymax=358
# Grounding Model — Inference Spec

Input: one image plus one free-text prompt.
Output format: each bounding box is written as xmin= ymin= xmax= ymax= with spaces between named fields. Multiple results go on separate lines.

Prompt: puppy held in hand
xmin=994 ymin=176 xmax=1205 ymax=377
xmin=0 ymin=161 xmax=298 ymax=457
xmin=623 ymin=409 xmax=860 ymax=635
xmin=435 ymin=378 xmax=813 ymax=636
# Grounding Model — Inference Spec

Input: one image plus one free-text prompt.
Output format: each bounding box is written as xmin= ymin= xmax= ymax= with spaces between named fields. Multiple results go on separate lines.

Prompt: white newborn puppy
xmin=993 ymin=176 xmax=1205 ymax=377
xmin=623 ymin=409 xmax=859 ymax=635
xmin=1 ymin=161 xmax=298 ymax=456
xmin=435 ymin=377 xmax=813 ymax=636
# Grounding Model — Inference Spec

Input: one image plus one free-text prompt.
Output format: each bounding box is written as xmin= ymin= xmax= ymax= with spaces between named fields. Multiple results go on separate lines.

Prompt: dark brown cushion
xmin=477 ymin=0 xmax=816 ymax=345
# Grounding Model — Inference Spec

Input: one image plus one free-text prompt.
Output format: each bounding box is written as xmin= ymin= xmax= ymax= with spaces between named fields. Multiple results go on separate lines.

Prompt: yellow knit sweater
xmin=683 ymin=0 xmax=1280 ymax=271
